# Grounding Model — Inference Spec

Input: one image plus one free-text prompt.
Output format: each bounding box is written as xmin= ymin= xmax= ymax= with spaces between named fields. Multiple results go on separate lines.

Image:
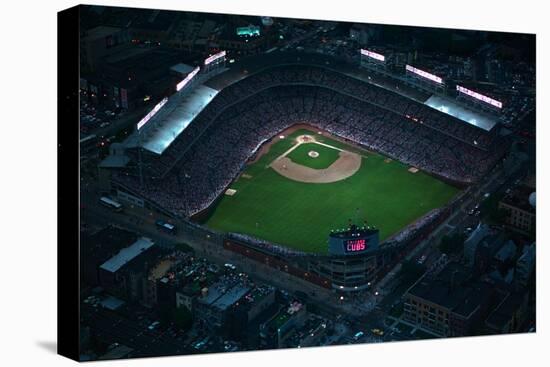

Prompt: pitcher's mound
xmin=308 ymin=151 xmax=319 ymax=158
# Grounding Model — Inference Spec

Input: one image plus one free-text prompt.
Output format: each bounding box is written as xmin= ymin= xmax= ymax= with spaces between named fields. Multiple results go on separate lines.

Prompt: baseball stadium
xmin=205 ymin=126 xmax=458 ymax=254
xmin=100 ymin=52 xmax=507 ymax=291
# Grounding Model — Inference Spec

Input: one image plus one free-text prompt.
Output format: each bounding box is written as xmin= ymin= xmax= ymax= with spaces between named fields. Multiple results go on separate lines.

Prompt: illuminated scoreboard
xmin=456 ymin=85 xmax=503 ymax=109
xmin=176 ymin=66 xmax=200 ymax=92
xmin=328 ymin=226 xmax=380 ymax=256
xmin=405 ymin=64 xmax=443 ymax=84
xmin=136 ymin=97 xmax=168 ymax=131
xmin=204 ymin=50 xmax=226 ymax=65
xmin=360 ymin=49 xmax=385 ymax=62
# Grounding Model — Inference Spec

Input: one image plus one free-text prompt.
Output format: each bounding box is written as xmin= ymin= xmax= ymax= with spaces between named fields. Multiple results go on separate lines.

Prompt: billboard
xmin=136 ymin=97 xmax=168 ymax=130
xmin=328 ymin=228 xmax=380 ymax=256
xmin=204 ymin=50 xmax=227 ymax=65
xmin=176 ymin=66 xmax=200 ymax=92
xmin=360 ymin=49 xmax=385 ymax=62
xmin=406 ymin=64 xmax=443 ymax=84
xmin=456 ymin=85 xmax=503 ymax=109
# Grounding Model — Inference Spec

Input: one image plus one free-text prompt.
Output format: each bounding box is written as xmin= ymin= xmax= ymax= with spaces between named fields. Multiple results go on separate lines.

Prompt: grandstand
xmin=111 ymin=63 xmax=506 ymax=222
xmin=424 ymin=95 xmax=498 ymax=131
xmin=124 ymin=85 xmax=219 ymax=155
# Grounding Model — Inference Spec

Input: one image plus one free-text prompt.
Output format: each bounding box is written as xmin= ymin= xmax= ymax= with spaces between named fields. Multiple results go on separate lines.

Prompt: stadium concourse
xmin=112 ymin=63 xmax=507 ymax=219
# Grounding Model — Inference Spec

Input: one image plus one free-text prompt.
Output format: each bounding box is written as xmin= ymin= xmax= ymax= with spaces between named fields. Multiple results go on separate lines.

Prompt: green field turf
xmin=286 ymin=142 xmax=341 ymax=169
xmin=205 ymin=128 xmax=459 ymax=254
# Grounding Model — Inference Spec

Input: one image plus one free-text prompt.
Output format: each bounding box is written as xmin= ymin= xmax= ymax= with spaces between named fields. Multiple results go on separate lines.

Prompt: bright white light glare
xmin=406 ymin=64 xmax=443 ymax=84
xmin=136 ymin=97 xmax=168 ymax=130
xmin=360 ymin=49 xmax=385 ymax=62
xmin=456 ymin=85 xmax=502 ymax=109
xmin=204 ymin=50 xmax=227 ymax=65
xmin=176 ymin=66 xmax=200 ymax=91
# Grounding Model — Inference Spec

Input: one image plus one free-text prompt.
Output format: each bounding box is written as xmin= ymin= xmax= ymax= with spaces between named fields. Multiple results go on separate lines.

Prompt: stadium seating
xmin=114 ymin=65 xmax=506 ymax=218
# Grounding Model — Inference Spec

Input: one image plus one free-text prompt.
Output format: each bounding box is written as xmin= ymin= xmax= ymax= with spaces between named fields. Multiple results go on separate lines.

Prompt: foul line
xmin=313 ymin=141 xmax=344 ymax=152
xmin=271 ymin=135 xmax=367 ymax=166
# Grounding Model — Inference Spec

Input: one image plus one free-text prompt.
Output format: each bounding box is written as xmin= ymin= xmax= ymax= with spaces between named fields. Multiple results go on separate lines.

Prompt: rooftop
xmin=212 ymin=285 xmax=250 ymax=311
xmin=170 ymin=63 xmax=195 ymax=76
xmin=242 ymin=285 xmax=274 ymax=305
xmin=99 ymin=237 xmax=155 ymax=273
xmin=100 ymin=296 xmax=126 ymax=311
xmin=424 ymin=95 xmax=498 ymax=131
xmin=494 ymin=240 xmax=517 ymax=262
xmin=98 ymin=153 xmax=130 ymax=168
xmin=465 ymin=223 xmax=491 ymax=249
xmin=267 ymin=301 xmax=304 ymax=331
xmin=124 ymin=84 xmax=218 ymax=155
xmin=96 ymin=47 xmax=186 ymax=89
xmin=148 ymin=259 xmax=175 ymax=281
xmin=80 ymin=226 xmax=137 ymax=268
xmin=197 ymin=277 xmax=252 ymax=311
xmin=500 ymin=185 xmax=536 ymax=213
xmin=408 ymin=263 xmax=492 ymax=318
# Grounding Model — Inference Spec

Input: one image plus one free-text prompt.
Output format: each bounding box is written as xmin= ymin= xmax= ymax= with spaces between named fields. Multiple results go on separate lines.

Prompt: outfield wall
xmin=223 ymin=238 xmax=332 ymax=289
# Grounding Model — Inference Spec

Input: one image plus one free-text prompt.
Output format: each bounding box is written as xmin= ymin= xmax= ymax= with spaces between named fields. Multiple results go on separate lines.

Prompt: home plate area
xmin=271 ymin=134 xmax=361 ymax=184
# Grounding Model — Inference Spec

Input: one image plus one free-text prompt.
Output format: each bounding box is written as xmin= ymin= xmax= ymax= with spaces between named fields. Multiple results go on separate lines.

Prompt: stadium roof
xmin=125 ymin=85 xmax=218 ymax=155
xmin=205 ymin=51 xmax=497 ymax=131
xmin=170 ymin=63 xmax=194 ymax=76
xmin=424 ymin=95 xmax=498 ymax=131
xmin=99 ymin=237 xmax=155 ymax=273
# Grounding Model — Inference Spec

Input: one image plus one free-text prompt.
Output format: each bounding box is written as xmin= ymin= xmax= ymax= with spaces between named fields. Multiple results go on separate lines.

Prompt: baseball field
xmin=205 ymin=127 xmax=459 ymax=254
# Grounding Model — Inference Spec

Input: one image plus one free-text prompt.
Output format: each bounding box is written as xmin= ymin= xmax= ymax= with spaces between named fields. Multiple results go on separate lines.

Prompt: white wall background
xmin=0 ymin=1 xmax=546 ymax=366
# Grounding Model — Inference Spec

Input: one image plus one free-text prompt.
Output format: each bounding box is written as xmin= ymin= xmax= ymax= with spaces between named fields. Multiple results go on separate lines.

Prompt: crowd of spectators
xmin=114 ymin=65 xmax=506 ymax=219
xmin=385 ymin=209 xmax=442 ymax=246
xmin=227 ymin=233 xmax=310 ymax=257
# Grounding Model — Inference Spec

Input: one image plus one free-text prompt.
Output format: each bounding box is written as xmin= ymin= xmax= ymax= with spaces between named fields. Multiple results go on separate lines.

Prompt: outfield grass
xmin=206 ymin=128 xmax=459 ymax=254
xmin=286 ymin=142 xmax=341 ymax=169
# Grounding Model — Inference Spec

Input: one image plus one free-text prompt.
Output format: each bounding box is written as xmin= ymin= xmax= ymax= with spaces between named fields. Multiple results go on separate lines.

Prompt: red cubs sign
xmin=346 ymin=239 xmax=367 ymax=253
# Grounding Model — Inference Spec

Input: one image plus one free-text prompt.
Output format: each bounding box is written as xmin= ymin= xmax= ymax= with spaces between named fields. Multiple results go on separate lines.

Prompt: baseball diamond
xmin=205 ymin=127 xmax=459 ymax=253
